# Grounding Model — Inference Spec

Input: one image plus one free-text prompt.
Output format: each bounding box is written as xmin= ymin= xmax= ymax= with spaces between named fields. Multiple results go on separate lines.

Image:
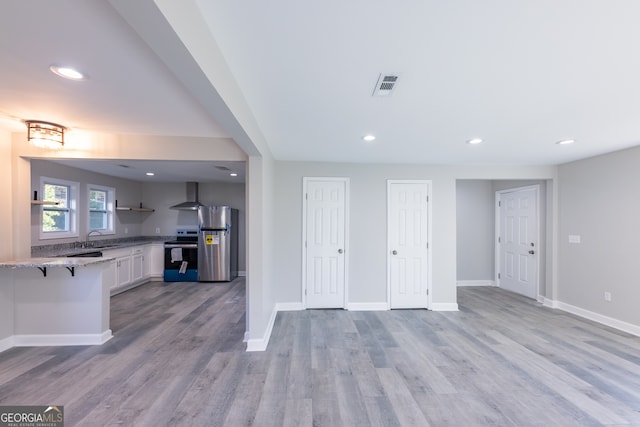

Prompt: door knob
xmin=529 ymin=250 xmax=535 ymax=255
xmin=392 ymin=250 xmax=398 ymax=255
xmin=338 ymin=249 xmax=343 ymax=254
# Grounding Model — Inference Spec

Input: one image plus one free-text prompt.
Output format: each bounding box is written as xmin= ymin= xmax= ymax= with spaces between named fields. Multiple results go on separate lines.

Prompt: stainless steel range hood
xmin=170 ymin=182 xmax=205 ymax=210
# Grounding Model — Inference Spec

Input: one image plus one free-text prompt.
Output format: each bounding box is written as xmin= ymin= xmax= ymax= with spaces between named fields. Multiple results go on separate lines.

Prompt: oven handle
xmin=164 ymin=244 xmax=198 ymax=249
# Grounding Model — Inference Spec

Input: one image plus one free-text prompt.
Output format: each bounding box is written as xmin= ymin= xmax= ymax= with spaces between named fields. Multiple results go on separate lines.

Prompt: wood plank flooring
xmin=2 ymin=282 xmax=640 ymax=426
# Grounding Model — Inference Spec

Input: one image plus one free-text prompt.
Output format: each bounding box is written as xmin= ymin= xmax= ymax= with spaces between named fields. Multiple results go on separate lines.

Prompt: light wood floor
xmin=1 ymin=280 xmax=640 ymax=426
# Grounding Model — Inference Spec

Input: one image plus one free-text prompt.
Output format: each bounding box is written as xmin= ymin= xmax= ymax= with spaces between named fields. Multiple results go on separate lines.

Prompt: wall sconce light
xmin=25 ymin=120 xmax=65 ymax=149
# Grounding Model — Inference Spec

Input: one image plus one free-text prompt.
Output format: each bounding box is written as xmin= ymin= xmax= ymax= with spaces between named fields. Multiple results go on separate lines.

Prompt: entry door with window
xmin=498 ymin=186 xmax=539 ymax=299
xmin=303 ymin=178 xmax=348 ymax=309
xmin=387 ymin=180 xmax=431 ymax=309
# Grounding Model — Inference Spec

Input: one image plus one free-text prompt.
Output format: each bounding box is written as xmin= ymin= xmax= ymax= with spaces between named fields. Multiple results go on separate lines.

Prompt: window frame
xmin=39 ymin=177 xmax=79 ymax=240
xmin=87 ymin=184 xmax=115 ymax=235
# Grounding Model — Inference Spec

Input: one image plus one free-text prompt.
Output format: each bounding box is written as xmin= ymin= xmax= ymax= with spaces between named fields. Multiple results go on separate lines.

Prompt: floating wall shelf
xmin=115 ymin=201 xmax=154 ymax=212
xmin=31 ymin=190 xmax=59 ymax=205
xmin=31 ymin=200 xmax=60 ymax=206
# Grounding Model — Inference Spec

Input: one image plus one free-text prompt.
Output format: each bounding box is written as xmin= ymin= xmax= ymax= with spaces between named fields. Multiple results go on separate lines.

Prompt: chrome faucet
xmin=86 ymin=230 xmax=103 ymax=248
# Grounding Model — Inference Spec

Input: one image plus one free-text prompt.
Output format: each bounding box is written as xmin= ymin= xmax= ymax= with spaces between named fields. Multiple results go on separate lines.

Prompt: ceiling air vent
xmin=372 ymin=73 xmax=399 ymax=97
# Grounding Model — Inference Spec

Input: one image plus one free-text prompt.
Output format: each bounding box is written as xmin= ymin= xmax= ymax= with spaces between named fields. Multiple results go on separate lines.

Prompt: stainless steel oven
xmin=163 ymin=229 xmax=198 ymax=281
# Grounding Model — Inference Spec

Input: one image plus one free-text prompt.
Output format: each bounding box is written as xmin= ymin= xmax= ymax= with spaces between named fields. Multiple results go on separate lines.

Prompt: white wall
xmin=559 ymin=146 xmax=640 ymax=326
xmin=456 ymin=180 xmax=494 ymax=282
xmin=246 ymin=155 xmax=278 ymax=348
xmin=0 ymin=130 xmax=12 ymax=261
xmin=0 ymin=129 xmax=13 ymax=348
xmin=273 ymin=162 xmax=556 ymax=309
xmin=30 ymin=160 xmax=144 ymax=246
xmin=139 ymin=182 xmax=198 ymax=235
xmin=141 ymin=181 xmax=247 ymax=271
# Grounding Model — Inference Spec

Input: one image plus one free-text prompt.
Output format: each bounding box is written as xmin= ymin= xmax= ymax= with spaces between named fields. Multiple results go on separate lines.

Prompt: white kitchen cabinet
xmin=102 ymin=245 xmax=151 ymax=295
xmin=116 ymin=256 xmax=132 ymax=288
xmin=101 ymin=243 xmax=164 ymax=295
xmin=145 ymin=243 xmax=164 ymax=280
xmin=131 ymin=247 xmax=144 ymax=283
xmin=101 ymin=248 xmax=130 ymax=292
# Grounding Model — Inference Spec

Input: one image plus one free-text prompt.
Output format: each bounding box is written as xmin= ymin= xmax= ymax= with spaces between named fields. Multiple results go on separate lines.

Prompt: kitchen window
xmin=40 ymin=177 xmax=79 ymax=239
xmin=88 ymin=185 xmax=115 ymax=234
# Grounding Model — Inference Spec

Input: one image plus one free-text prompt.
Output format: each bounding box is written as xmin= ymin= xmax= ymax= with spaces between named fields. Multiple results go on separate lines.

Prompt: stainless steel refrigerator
xmin=197 ymin=206 xmax=238 ymax=281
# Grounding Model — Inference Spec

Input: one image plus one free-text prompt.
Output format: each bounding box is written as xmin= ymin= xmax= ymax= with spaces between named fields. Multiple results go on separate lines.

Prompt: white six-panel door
xmin=498 ymin=186 xmax=538 ymax=299
xmin=303 ymin=178 xmax=348 ymax=309
xmin=388 ymin=180 xmax=431 ymax=309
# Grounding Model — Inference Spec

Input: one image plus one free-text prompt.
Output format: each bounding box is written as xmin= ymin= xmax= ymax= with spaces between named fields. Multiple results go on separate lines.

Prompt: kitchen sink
xmin=67 ymin=251 xmax=103 ymax=257
xmin=92 ymin=244 xmax=118 ymax=249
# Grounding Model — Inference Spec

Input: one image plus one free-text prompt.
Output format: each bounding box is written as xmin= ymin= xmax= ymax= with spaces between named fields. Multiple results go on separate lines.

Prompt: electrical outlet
xmin=124 ymin=227 xmax=128 ymax=234
xmin=155 ymin=227 xmax=160 ymax=234
xmin=604 ymin=291 xmax=612 ymax=302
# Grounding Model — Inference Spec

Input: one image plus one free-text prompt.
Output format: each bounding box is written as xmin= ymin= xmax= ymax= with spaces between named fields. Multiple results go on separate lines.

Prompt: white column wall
xmin=0 ymin=129 xmax=12 ymax=261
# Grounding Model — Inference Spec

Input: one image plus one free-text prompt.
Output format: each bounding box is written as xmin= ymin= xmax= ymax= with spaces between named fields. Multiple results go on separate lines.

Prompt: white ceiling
xmin=2 ymin=0 xmax=640 ymax=173
xmin=198 ymin=0 xmax=640 ymax=165
xmin=0 ymin=0 xmax=228 ymax=137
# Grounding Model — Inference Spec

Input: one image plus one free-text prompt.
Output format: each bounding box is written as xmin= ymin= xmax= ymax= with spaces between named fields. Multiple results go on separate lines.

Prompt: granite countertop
xmin=0 ymin=256 xmax=115 ymax=269
xmin=32 ymin=236 xmax=170 ymax=258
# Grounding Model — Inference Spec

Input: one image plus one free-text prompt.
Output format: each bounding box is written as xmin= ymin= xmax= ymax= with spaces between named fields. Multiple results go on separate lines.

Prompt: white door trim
xmin=386 ymin=179 xmax=432 ymax=310
xmin=301 ymin=177 xmax=350 ymax=309
xmin=495 ymin=184 xmax=541 ymax=299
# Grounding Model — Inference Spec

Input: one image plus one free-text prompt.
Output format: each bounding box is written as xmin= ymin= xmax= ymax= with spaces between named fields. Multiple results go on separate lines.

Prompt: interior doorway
xmin=456 ymin=179 xmax=549 ymax=301
xmin=496 ymin=185 xmax=540 ymax=299
xmin=302 ymin=177 xmax=349 ymax=309
xmin=387 ymin=180 xmax=431 ymax=309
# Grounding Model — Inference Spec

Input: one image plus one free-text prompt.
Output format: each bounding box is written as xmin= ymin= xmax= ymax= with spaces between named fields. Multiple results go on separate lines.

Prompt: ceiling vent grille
xmin=372 ymin=73 xmax=399 ymax=96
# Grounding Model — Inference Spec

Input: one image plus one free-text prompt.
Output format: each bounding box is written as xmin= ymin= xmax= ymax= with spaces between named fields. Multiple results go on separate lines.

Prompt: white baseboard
xmin=539 ymin=296 xmax=559 ymax=308
xmin=246 ymin=307 xmax=277 ymax=352
xmin=431 ymin=303 xmax=459 ymax=311
xmin=347 ymin=302 xmax=389 ymax=311
xmin=0 ymin=336 xmax=15 ymax=353
xmin=276 ymin=302 xmax=303 ymax=311
xmin=546 ymin=300 xmax=640 ymax=337
xmin=13 ymin=330 xmax=113 ymax=347
xmin=457 ymin=280 xmax=496 ymax=287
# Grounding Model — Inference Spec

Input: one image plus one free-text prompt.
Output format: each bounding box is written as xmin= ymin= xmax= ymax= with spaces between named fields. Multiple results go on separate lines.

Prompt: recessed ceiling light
xmin=467 ymin=138 xmax=483 ymax=145
xmin=49 ymin=65 xmax=86 ymax=81
xmin=556 ymin=139 xmax=575 ymax=145
xmin=145 ymin=172 xmax=155 ymax=176
xmin=230 ymin=173 xmax=238 ymax=177
xmin=362 ymin=135 xmax=376 ymax=142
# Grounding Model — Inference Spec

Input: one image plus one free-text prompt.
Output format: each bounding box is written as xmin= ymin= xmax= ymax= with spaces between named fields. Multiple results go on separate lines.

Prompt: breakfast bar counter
xmin=0 ymin=256 xmax=116 ymax=352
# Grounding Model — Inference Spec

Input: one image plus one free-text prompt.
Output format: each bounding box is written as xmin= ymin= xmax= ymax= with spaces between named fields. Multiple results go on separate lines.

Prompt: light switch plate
xmin=568 ymin=235 xmax=581 ymax=243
